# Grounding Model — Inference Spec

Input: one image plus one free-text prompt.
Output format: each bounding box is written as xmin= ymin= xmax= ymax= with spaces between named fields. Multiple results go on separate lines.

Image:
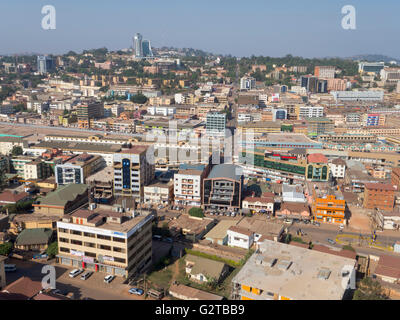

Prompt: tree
xmin=188 ymin=207 xmax=204 ymax=218
xmin=11 ymin=145 xmax=23 ymax=156
xmin=46 ymin=241 xmax=58 ymax=259
xmin=0 ymin=242 xmax=13 ymax=256
xmin=353 ymin=277 xmax=390 ymax=300
xmin=131 ymin=93 xmax=148 ymax=104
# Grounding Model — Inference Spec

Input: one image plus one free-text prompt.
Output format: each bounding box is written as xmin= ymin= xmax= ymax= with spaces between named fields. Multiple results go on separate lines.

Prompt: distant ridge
xmin=347 ymin=54 xmax=400 ymax=64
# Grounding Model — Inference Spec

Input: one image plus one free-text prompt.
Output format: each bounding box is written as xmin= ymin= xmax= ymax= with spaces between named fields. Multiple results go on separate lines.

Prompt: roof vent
xmin=318 ymin=268 xmax=331 ymax=280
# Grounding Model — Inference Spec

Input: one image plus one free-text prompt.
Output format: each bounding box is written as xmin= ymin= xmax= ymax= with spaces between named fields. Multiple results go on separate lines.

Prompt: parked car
xmin=339 ymin=225 xmax=344 ymax=230
xmin=129 ymin=287 xmax=144 ymax=296
xmin=104 ymin=275 xmax=115 ymax=284
xmin=69 ymin=269 xmax=83 ymax=278
xmin=327 ymin=238 xmax=336 ymax=245
xmin=80 ymin=271 xmax=93 ymax=280
xmin=152 ymin=235 xmax=162 ymax=241
xmin=164 ymin=237 xmax=173 ymax=243
xmin=209 ymin=212 xmax=214 ymax=216
xmin=314 ymin=222 xmax=321 ymax=226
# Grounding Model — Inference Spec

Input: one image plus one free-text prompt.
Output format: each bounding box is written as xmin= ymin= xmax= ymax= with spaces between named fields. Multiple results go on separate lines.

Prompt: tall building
xmin=113 ymin=146 xmax=155 ymax=201
xmin=77 ymin=102 xmax=105 ymax=128
xmin=37 ymin=55 xmax=55 ymax=74
xmin=298 ymin=106 xmax=324 ymax=119
xmin=240 ymin=77 xmax=256 ymax=90
xmin=133 ymin=33 xmax=143 ymax=58
xmin=312 ymin=188 xmax=346 ymax=224
xmin=300 ymin=76 xmax=318 ymax=93
xmin=142 ymin=40 xmax=153 ymax=57
xmin=206 ymin=112 xmax=226 ymax=137
xmin=358 ymin=62 xmax=385 ymax=74
xmin=314 ymin=66 xmax=336 ymax=79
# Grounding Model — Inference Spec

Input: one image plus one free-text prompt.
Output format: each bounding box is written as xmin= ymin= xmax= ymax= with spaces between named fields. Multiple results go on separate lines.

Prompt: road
xmin=288 ymin=222 xmax=400 ymax=257
xmin=5 ymin=258 xmax=137 ymax=300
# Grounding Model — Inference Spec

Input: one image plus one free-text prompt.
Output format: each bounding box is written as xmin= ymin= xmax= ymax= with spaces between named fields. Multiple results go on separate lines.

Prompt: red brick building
xmin=363 ymin=183 xmax=396 ymax=211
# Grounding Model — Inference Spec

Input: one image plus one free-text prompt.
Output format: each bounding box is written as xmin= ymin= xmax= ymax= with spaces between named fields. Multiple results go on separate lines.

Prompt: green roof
xmin=36 ymin=184 xmax=88 ymax=207
xmin=15 ymin=228 xmax=53 ymax=246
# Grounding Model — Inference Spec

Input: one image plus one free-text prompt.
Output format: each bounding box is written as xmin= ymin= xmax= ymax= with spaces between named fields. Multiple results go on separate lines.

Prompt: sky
xmin=0 ymin=0 xmax=399 ymax=58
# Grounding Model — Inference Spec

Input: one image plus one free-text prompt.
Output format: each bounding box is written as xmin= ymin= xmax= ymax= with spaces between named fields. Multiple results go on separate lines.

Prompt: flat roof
xmin=232 ymin=240 xmax=356 ymax=300
xmin=263 ymin=133 xmax=316 ymax=144
xmin=33 ymin=141 xmax=122 ymax=153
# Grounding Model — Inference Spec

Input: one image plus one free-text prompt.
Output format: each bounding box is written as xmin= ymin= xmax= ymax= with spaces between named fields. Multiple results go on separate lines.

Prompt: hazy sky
xmin=0 ymin=0 xmax=399 ymax=58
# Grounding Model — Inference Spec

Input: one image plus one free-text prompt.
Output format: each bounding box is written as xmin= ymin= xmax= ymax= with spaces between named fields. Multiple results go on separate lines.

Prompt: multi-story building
xmin=174 ymin=164 xmax=209 ymax=207
xmin=56 ymin=208 xmax=153 ymax=278
xmin=363 ymin=183 xmax=396 ymax=211
xmin=113 ymin=146 xmax=155 ymax=202
xmin=203 ymin=164 xmax=243 ymax=211
xmin=380 ymin=68 xmax=400 ymax=83
xmin=240 ymin=76 xmax=256 ymax=91
xmin=306 ymin=153 xmax=330 ymax=181
xmin=314 ymin=66 xmax=336 ymax=79
xmin=329 ymin=158 xmax=346 ymax=179
xmin=55 ymin=153 xmax=105 ymax=185
xmin=391 ymin=167 xmax=400 ymax=189
xmin=331 ymin=90 xmax=384 ymax=102
xmin=37 ymin=55 xmax=55 ymax=74
xmin=312 ymin=187 xmax=346 ymax=224
xmin=358 ymin=62 xmax=385 ymax=74
xmin=23 ymin=159 xmax=52 ymax=180
xmin=305 ymin=117 xmax=334 ymax=137
xmin=231 ymin=240 xmax=356 ymax=300
xmin=298 ymin=106 xmax=324 ymax=119
xmin=144 ymin=181 xmax=174 ymax=205
xmin=206 ymin=112 xmax=226 ymax=137
xmin=77 ymin=102 xmax=105 ymax=128
xmin=327 ymin=78 xmax=347 ymax=91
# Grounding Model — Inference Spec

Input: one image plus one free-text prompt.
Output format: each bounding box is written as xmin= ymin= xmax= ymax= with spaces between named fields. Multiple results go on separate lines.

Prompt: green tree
xmin=353 ymin=277 xmax=390 ymax=300
xmin=46 ymin=241 xmax=58 ymax=259
xmin=0 ymin=242 xmax=13 ymax=256
xmin=11 ymin=145 xmax=23 ymax=156
xmin=188 ymin=207 xmax=204 ymax=218
xmin=131 ymin=93 xmax=148 ymax=104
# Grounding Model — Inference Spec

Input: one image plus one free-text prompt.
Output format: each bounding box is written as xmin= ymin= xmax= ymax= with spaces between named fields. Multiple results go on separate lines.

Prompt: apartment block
xmin=312 ymin=188 xmax=346 ymax=224
xmin=55 ymin=153 xmax=105 ymax=185
xmin=144 ymin=180 xmax=174 ymax=205
xmin=174 ymin=164 xmax=209 ymax=207
xmin=363 ymin=183 xmax=396 ymax=211
xmin=56 ymin=208 xmax=153 ymax=278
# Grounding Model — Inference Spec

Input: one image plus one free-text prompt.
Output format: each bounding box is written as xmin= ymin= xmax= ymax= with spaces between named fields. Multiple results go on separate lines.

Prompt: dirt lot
xmin=348 ymin=206 xmax=372 ymax=233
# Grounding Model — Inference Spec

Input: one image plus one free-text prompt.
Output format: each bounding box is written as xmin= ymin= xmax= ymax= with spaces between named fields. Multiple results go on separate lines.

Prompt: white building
xmin=174 ymin=164 xmax=207 ymax=207
xmin=299 ymin=106 xmax=324 ymax=119
xmin=144 ymin=181 xmax=173 ymax=205
xmin=282 ymin=184 xmax=306 ymax=203
xmin=331 ymin=90 xmax=384 ymax=102
xmin=240 ymin=76 xmax=256 ymax=91
xmin=329 ymin=158 xmax=346 ymax=179
xmin=227 ymin=226 xmax=254 ymax=250
xmin=147 ymin=106 xmax=176 ymax=117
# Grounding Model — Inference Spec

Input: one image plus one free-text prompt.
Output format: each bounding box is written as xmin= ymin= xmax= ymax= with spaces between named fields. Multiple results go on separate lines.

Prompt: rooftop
xmin=34 ymin=184 xmax=88 ymax=207
xmin=232 ymin=240 xmax=356 ymax=300
xmin=207 ymin=164 xmax=242 ymax=181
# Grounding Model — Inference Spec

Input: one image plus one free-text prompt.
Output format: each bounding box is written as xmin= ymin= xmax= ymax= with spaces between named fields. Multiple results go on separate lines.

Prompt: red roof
xmin=375 ymin=254 xmax=400 ymax=280
xmin=0 ymin=191 xmax=29 ymax=204
xmin=364 ymin=183 xmax=396 ymax=192
xmin=307 ymin=153 xmax=328 ymax=164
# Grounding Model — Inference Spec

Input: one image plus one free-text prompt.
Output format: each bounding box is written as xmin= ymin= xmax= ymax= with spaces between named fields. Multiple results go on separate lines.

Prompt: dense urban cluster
xmin=0 ymin=34 xmax=399 ymax=301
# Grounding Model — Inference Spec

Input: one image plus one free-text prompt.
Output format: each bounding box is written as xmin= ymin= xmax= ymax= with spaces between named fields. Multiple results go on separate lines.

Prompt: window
xmin=97 ymin=234 xmax=111 ymax=241
xmin=71 ymin=230 xmax=82 ymax=236
xmin=71 ymin=240 xmax=82 ymax=246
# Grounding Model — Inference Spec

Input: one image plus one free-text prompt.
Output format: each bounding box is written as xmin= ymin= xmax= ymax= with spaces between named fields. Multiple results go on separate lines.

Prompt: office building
xmin=314 ymin=66 xmax=336 ymax=79
xmin=77 ymin=102 xmax=105 ymax=128
xmin=203 ymin=164 xmax=243 ymax=211
xmin=113 ymin=146 xmax=155 ymax=201
xmin=56 ymin=208 xmax=153 ymax=278
xmin=206 ymin=112 xmax=226 ymax=137
xmin=37 ymin=55 xmax=55 ymax=74
xmin=305 ymin=117 xmax=334 ymax=137
xmin=240 ymin=77 xmax=256 ymax=91
xmin=142 ymin=40 xmax=153 ymax=57
xmin=133 ymin=33 xmax=143 ymax=58
xmin=358 ymin=62 xmax=385 ymax=74
xmin=298 ymin=106 xmax=324 ymax=119
xmin=55 ymin=153 xmax=105 ymax=185
xmin=331 ymin=90 xmax=384 ymax=102
xmin=231 ymin=240 xmax=356 ymax=300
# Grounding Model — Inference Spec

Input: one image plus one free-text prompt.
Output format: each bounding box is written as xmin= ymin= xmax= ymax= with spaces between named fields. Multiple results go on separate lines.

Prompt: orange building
xmin=312 ymin=189 xmax=346 ymax=224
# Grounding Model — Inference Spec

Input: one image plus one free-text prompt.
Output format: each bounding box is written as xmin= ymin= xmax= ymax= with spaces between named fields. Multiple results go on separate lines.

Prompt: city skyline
xmin=0 ymin=0 xmax=399 ymax=58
